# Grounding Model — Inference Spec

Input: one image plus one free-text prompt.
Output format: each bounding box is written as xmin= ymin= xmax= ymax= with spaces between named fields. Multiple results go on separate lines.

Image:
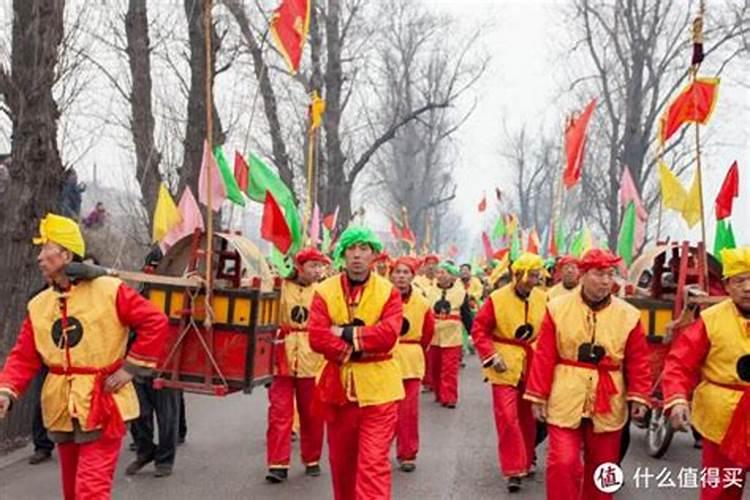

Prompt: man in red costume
xmin=308 ymin=226 xmax=404 ymax=500
xmin=471 ymin=252 xmax=547 ymax=492
xmin=524 ymin=249 xmax=651 ymax=500
xmin=390 ymin=256 xmax=435 ymax=472
xmin=0 ymin=214 xmax=168 ymax=500
xmin=428 ymin=261 xmax=473 ymax=408
xmin=265 ymin=247 xmax=330 ymax=483
xmin=664 ymin=247 xmax=750 ymax=500
xmin=414 ymin=254 xmax=439 ymax=393
xmin=547 ymin=255 xmax=580 ymax=301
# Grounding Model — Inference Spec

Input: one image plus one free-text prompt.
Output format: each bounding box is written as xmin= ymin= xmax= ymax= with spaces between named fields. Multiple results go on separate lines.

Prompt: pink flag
xmin=481 ymin=231 xmax=494 ymax=261
xmin=309 ymin=203 xmax=321 ymax=244
xmin=198 ymin=140 xmax=227 ymax=212
xmin=160 ymin=187 xmax=205 ymax=252
xmin=619 ymin=166 xmax=648 ymax=249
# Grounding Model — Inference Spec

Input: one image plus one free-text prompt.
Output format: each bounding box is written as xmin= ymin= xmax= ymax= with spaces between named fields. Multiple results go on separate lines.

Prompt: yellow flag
xmin=657 ymin=161 xmax=688 ymax=212
xmin=682 ymin=171 xmax=702 ymax=228
xmin=309 ymin=91 xmax=326 ymax=131
xmin=153 ymin=183 xmax=182 ymax=242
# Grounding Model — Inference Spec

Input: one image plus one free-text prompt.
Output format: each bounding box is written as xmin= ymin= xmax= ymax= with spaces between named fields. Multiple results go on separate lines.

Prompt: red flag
xmin=481 ymin=232 xmax=494 ymax=261
xmin=270 ymin=0 xmax=311 ymax=73
xmin=548 ymin=225 xmax=558 ymax=257
xmin=660 ymin=78 xmax=719 ymax=143
xmin=563 ymin=99 xmax=597 ymax=189
xmin=527 ymin=228 xmax=540 ymax=255
xmin=322 ymin=206 xmax=339 ymax=231
xmin=233 ymin=151 xmax=249 ymax=193
xmin=390 ymin=219 xmax=402 ymax=241
xmin=492 ymin=248 xmax=509 ymax=261
xmin=478 ymin=194 xmax=487 ymax=212
xmin=261 ymin=192 xmax=292 ymax=253
xmin=715 ymin=161 xmax=740 ymax=220
xmin=402 ymin=226 xmax=416 ymax=246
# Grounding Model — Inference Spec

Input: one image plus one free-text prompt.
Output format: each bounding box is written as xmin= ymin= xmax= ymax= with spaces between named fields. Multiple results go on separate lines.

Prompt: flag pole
xmin=551 ymin=115 xmax=570 ymax=255
xmin=204 ymin=0 xmax=215 ymax=313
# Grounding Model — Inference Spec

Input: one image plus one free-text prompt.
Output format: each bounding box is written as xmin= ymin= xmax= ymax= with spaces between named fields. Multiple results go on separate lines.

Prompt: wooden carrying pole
xmin=203 ymin=0 xmax=215 ymax=321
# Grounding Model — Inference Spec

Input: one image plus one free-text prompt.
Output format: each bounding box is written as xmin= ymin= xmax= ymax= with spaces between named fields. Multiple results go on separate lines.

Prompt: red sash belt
xmin=47 ymin=360 xmax=126 ymax=438
xmin=491 ymin=334 xmax=533 ymax=359
xmin=706 ymin=378 xmax=750 ymax=466
xmin=273 ymin=326 xmax=308 ymax=376
xmin=559 ymin=358 xmax=621 ymax=415
xmin=399 ymin=339 xmax=422 ymax=345
xmin=437 ymin=314 xmax=462 ymax=322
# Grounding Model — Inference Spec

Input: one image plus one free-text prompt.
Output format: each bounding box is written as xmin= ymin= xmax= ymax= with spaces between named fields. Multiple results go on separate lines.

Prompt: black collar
xmin=581 ymin=289 xmax=611 ymax=312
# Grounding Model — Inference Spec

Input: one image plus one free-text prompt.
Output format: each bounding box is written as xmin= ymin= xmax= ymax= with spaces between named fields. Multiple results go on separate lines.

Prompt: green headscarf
xmin=333 ymin=226 xmax=383 ymax=267
xmin=438 ymin=261 xmax=461 ymax=277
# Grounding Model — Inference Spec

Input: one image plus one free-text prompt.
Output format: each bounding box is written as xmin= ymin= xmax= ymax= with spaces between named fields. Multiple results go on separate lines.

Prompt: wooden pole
xmin=203 ymin=0 xmax=215 ymax=324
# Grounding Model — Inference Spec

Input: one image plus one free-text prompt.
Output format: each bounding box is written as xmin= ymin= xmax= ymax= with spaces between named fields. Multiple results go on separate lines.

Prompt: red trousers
xmin=422 ymin=348 xmax=434 ymax=390
xmin=546 ymin=421 xmax=621 ymax=500
xmin=396 ymin=379 xmax=421 ymax=462
xmin=492 ymin=384 xmax=536 ymax=477
xmin=327 ymin=401 xmax=398 ymax=500
xmin=266 ymin=376 xmax=324 ymax=468
xmin=431 ymin=346 xmax=461 ymax=405
xmin=58 ymin=434 xmax=123 ymax=500
xmin=701 ymin=438 xmax=747 ymax=500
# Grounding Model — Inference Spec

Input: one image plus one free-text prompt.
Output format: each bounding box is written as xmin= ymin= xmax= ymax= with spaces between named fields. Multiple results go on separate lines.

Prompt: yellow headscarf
xmin=32 ymin=213 xmax=86 ymax=257
xmin=511 ymin=252 xmax=545 ymax=281
xmin=721 ymin=248 xmax=750 ymax=279
xmin=489 ymin=254 xmax=510 ymax=285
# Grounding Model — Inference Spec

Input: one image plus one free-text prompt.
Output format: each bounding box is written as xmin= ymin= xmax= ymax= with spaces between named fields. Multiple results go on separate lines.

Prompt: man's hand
xmin=669 ymin=403 xmax=691 ymax=431
xmin=630 ymin=402 xmax=648 ymax=422
xmin=104 ymin=368 xmax=134 ymax=393
xmin=531 ymin=402 xmax=547 ymax=422
xmin=331 ymin=326 xmax=344 ymax=338
xmin=0 ymin=394 xmax=11 ymax=419
xmin=491 ymin=356 xmax=507 ymax=373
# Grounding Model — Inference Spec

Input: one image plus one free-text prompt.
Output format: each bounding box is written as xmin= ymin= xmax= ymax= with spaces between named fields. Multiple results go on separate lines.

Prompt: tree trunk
xmin=0 ymin=0 xmax=66 ymax=359
xmin=125 ymin=0 xmax=162 ymax=216
xmin=179 ymin=0 xmax=225 ymax=197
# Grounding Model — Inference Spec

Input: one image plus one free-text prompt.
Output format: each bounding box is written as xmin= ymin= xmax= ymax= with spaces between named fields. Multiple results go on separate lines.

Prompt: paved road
xmin=0 ymin=360 xmax=709 ymax=499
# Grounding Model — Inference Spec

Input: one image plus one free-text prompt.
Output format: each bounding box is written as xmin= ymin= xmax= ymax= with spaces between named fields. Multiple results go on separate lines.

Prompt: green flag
xmin=268 ymin=247 xmax=294 ymax=278
xmin=617 ymin=202 xmax=636 ymax=266
xmin=714 ymin=219 xmax=737 ymax=263
xmin=556 ymin=222 xmax=566 ymax=254
xmin=322 ymin=226 xmax=331 ymax=254
xmin=570 ymin=229 xmax=584 ymax=257
xmin=246 ymin=152 xmax=303 ymax=254
xmin=492 ymin=215 xmax=506 ymax=241
xmin=510 ymin=228 xmax=522 ymax=261
xmin=213 ymin=147 xmax=245 ymax=206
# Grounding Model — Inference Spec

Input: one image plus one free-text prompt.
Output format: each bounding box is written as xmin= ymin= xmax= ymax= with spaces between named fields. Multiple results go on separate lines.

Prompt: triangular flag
xmin=321 ymin=226 xmax=332 ymax=253
xmin=323 ymin=207 xmax=339 ymax=231
xmin=269 ymin=247 xmax=294 ymax=278
xmin=619 ymin=166 xmax=648 ymax=249
xmin=510 ymin=228 xmax=522 ymax=261
xmin=478 ymin=194 xmax=487 ymax=212
xmin=309 ymin=203 xmax=320 ymax=244
xmin=563 ymin=99 xmax=597 ymax=189
xmin=714 ymin=219 xmax=737 ymax=263
xmin=492 ymin=215 xmax=507 ymax=241
xmin=481 ymin=232 xmax=494 ymax=261
xmin=682 ymin=170 xmax=702 ymax=229
xmin=214 ymin=146 xmax=245 ymax=206
xmin=715 ymin=161 xmax=739 ymax=220
xmin=506 ymin=214 xmax=518 ymax=238
xmin=198 ymin=140 xmax=227 ymax=212
xmin=261 ymin=192 xmax=292 ymax=254
xmin=658 ymin=161 xmax=688 ymax=212
xmin=556 ymin=223 xmax=567 ymax=254
xmin=269 ymin=0 xmax=311 ymax=74
xmin=233 ymin=151 xmax=249 ymax=193
xmin=160 ymin=187 xmax=205 ymax=252
xmin=390 ymin=219 xmax=402 ymax=241
xmin=152 ymin=183 xmax=182 ymax=243
xmin=660 ymin=78 xmax=719 ymax=143
xmin=527 ymin=228 xmax=540 ymax=255
xmin=548 ymin=224 xmax=558 ymax=257
xmin=617 ymin=202 xmax=637 ymax=266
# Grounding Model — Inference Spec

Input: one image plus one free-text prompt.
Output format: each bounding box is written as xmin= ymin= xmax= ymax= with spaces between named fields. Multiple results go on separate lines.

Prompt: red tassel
xmin=720 ymin=390 xmax=750 ymax=467
xmin=593 ymin=360 xmax=620 ymax=415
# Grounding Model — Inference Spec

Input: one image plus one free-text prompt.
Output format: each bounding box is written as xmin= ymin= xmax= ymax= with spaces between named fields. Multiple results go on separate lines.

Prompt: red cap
xmin=391 ymin=256 xmax=420 ymax=275
xmin=422 ymin=254 xmax=440 ymax=265
xmin=557 ymin=255 xmax=580 ymax=268
xmin=578 ymin=249 xmax=621 ymax=273
xmin=295 ymin=247 xmax=331 ymax=268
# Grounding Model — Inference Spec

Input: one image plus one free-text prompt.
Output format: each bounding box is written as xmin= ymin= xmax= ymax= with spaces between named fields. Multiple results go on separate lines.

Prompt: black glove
xmin=64 ymin=262 xmax=109 ymax=282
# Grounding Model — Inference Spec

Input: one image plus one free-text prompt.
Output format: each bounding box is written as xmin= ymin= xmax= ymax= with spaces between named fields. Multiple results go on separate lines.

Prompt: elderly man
xmin=428 ymin=262 xmax=473 ymax=408
xmin=547 ymin=256 xmax=581 ymax=301
xmin=265 ymin=247 xmax=331 ymax=483
xmin=471 ymin=252 xmax=548 ymax=492
xmin=390 ymin=256 xmax=435 ymax=472
xmin=524 ymin=249 xmax=651 ymax=500
xmin=0 ymin=214 xmax=168 ymax=500
xmin=308 ymin=227 xmax=404 ymax=500
xmin=663 ymin=247 xmax=750 ymax=500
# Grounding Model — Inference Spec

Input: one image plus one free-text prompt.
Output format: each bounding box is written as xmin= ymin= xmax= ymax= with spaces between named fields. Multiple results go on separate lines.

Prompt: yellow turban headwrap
xmin=32 ymin=213 xmax=86 ymax=257
xmin=489 ymin=254 xmax=510 ymax=285
xmin=511 ymin=252 xmax=545 ymax=281
xmin=721 ymin=248 xmax=750 ymax=279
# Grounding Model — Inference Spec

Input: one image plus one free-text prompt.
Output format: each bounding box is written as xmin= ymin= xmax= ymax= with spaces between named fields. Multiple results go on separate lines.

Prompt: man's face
xmin=581 ymin=267 xmax=616 ymax=303
xmin=725 ymin=272 xmax=750 ymax=311
xmin=344 ymin=243 xmax=374 ymax=275
xmin=422 ymin=260 xmax=437 ymax=278
xmin=460 ymin=266 xmax=471 ymax=280
xmin=390 ymin=264 xmax=414 ymax=290
xmin=375 ymin=261 xmax=389 ymax=277
xmin=37 ymin=243 xmax=72 ymax=283
xmin=437 ymin=268 xmax=455 ymax=288
xmin=298 ymin=260 xmax=325 ymax=285
xmin=515 ymin=269 xmax=541 ymax=295
xmin=561 ymin=263 xmax=580 ymax=287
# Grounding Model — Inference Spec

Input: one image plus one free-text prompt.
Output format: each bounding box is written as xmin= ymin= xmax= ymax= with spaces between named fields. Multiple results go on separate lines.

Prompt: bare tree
xmin=0 ymin=0 xmax=66 ymax=357
xmin=564 ymin=0 xmax=750 ymax=249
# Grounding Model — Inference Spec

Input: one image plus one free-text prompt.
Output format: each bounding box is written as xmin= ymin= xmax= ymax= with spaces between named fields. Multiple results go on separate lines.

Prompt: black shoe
xmin=305 ymin=464 xmax=321 ymax=477
xmin=28 ymin=450 xmax=52 ymax=465
xmin=507 ymin=476 xmax=522 ymax=493
xmin=128 ymin=442 xmax=137 ymax=452
xmin=154 ymin=465 xmax=173 ymax=478
xmin=400 ymin=462 xmax=416 ymax=473
xmin=126 ymin=455 xmax=155 ymax=476
xmin=265 ymin=468 xmax=288 ymax=483
xmin=443 ymin=403 xmax=456 ymax=409
xmin=177 ymin=436 xmax=186 ymax=446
